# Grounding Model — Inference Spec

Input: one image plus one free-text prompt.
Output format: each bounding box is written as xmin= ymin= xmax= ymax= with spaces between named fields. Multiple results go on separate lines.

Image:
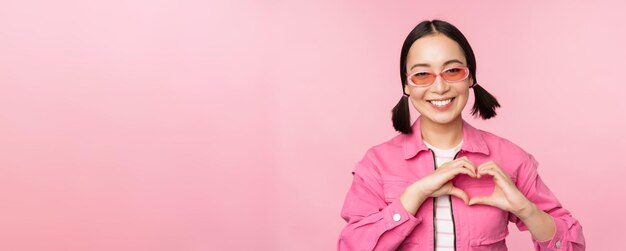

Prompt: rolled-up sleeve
xmin=338 ymin=156 xmax=422 ymax=251
xmin=509 ymin=154 xmax=586 ymax=250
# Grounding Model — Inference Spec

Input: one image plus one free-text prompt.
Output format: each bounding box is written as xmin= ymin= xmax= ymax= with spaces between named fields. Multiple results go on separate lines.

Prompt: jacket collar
xmin=402 ymin=116 xmax=490 ymax=159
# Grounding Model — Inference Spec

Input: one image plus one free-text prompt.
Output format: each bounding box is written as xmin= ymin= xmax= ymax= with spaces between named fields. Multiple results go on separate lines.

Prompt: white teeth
xmin=429 ymin=99 xmax=452 ymax=107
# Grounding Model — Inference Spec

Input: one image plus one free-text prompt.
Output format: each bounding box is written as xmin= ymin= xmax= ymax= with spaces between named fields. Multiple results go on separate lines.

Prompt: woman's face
xmin=404 ymin=33 xmax=473 ymax=126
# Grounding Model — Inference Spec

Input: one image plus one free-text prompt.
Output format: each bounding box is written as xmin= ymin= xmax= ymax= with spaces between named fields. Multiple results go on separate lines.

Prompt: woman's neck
xmin=420 ymin=116 xmax=463 ymax=149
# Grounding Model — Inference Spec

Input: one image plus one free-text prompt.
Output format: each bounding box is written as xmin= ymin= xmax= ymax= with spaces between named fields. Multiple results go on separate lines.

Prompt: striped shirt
xmin=423 ymin=140 xmax=463 ymax=251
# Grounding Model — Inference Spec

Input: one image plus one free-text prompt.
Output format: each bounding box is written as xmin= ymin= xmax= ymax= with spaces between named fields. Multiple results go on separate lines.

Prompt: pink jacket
xmin=338 ymin=117 xmax=585 ymax=250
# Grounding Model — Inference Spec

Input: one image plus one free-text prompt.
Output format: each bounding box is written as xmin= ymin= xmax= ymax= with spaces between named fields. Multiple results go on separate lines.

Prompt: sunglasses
xmin=406 ymin=66 xmax=470 ymax=87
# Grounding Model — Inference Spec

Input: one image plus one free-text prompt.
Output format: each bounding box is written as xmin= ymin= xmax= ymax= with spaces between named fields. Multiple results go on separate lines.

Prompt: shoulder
xmin=361 ymin=133 xmax=406 ymax=162
xmin=473 ymin=129 xmax=540 ymax=180
xmin=352 ymin=133 xmax=406 ymax=175
xmin=476 ymin=128 xmax=533 ymax=162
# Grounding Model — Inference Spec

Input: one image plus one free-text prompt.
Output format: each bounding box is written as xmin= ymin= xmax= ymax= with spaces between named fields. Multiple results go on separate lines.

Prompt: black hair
xmin=392 ymin=19 xmax=500 ymax=134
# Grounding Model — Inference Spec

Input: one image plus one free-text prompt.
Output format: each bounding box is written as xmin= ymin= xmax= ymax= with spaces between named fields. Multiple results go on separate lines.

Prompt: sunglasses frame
xmin=406 ymin=65 xmax=470 ymax=87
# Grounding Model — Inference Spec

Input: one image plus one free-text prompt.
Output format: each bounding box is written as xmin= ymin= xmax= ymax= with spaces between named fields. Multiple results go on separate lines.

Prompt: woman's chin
xmin=422 ymin=111 xmax=461 ymax=125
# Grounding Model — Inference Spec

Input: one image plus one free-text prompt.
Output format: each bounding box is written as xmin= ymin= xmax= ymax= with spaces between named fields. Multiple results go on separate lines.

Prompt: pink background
xmin=0 ymin=0 xmax=623 ymax=250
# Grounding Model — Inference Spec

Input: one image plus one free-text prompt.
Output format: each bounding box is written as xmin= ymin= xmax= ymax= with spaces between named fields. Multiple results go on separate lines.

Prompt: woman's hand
xmin=400 ymin=156 xmax=477 ymax=215
xmin=468 ymin=160 xmax=533 ymax=217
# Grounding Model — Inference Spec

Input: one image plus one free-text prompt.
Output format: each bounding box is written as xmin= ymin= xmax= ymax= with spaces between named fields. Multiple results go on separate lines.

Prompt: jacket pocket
xmin=453 ymin=176 xmax=494 ymax=199
xmin=382 ymin=177 xmax=411 ymax=203
xmin=469 ymin=232 xmax=508 ymax=250
xmin=453 ymin=175 xmax=516 ymax=188
xmin=397 ymin=241 xmax=422 ymax=250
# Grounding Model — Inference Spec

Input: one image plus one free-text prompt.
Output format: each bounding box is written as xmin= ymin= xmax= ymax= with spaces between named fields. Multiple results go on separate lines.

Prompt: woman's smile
xmin=428 ymin=97 xmax=455 ymax=111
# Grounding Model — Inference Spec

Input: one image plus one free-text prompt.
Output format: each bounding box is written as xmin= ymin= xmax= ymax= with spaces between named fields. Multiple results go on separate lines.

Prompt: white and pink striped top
xmin=423 ymin=139 xmax=463 ymax=251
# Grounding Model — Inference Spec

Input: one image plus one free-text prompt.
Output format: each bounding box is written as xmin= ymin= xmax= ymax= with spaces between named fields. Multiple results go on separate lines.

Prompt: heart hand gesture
xmin=419 ymin=156 xmax=479 ymax=204
xmin=468 ymin=160 xmax=532 ymax=217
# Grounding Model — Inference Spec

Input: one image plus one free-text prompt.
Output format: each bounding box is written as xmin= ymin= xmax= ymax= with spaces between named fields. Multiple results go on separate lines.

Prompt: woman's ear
xmin=404 ymin=85 xmax=410 ymax=96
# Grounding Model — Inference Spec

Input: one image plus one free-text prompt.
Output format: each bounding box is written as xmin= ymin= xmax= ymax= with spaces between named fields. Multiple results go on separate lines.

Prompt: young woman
xmin=337 ymin=20 xmax=585 ymax=251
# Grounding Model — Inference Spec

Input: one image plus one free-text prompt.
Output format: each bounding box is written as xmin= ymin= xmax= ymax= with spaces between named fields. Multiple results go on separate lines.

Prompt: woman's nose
xmin=431 ymin=75 xmax=450 ymax=93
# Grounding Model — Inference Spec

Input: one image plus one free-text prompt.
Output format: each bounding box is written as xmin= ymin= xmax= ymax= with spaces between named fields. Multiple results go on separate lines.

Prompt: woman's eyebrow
xmin=409 ymin=59 xmax=464 ymax=70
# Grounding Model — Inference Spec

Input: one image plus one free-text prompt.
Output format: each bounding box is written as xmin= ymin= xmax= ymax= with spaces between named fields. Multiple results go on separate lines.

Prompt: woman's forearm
xmin=515 ymin=202 xmax=557 ymax=241
xmin=399 ymin=183 xmax=428 ymax=215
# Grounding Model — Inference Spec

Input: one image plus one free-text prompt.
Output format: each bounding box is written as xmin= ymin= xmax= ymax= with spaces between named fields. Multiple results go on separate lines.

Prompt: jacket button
xmin=393 ymin=213 xmax=401 ymax=222
xmin=556 ymin=241 xmax=561 ymax=248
